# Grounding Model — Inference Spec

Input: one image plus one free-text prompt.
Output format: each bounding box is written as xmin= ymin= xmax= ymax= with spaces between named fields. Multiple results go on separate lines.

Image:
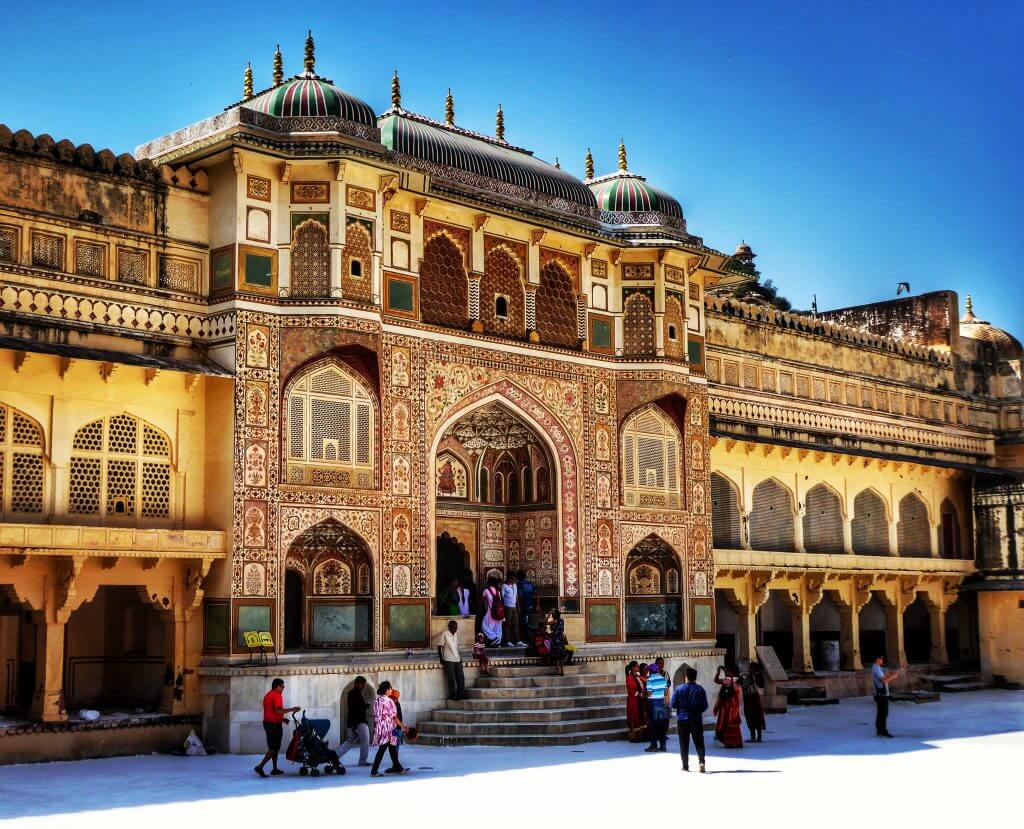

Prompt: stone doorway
xmin=284 ymin=570 xmax=304 ymax=651
xmin=624 ymin=534 xmax=683 ymax=641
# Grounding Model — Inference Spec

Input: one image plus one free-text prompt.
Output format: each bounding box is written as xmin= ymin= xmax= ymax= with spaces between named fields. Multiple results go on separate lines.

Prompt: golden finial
xmin=965 ymin=294 xmax=974 ymax=315
xmin=584 ymin=148 xmax=594 ymax=180
xmin=445 ymin=88 xmax=455 ymax=125
xmin=391 ymin=70 xmax=401 ymax=108
xmin=273 ymin=44 xmax=283 ymax=86
xmin=496 ymin=103 xmax=505 ymax=142
xmin=554 ymin=157 xmax=561 ymax=169
xmin=304 ymin=29 xmax=315 ymax=74
xmin=243 ymin=62 xmax=254 ymax=101
xmin=618 ymin=139 xmax=627 ymax=171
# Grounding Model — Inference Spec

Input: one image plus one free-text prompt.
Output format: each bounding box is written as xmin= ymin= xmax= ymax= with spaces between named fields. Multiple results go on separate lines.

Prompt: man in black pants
xmin=670 ymin=667 xmax=709 ymax=773
xmin=255 ymin=678 xmax=300 ymax=777
xmin=872 ymin=655 xmax=900 ymax=737
xmin=436 ymin=619 xmax=466 ymax=700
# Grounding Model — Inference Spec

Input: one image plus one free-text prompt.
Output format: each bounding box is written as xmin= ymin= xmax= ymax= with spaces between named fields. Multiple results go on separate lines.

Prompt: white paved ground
xmin=1 ymin=690 xmax=1020 ymax=827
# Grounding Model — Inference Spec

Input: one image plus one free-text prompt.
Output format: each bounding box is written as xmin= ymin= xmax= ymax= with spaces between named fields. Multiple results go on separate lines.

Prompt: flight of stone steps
xmin=417 ymin=662 xmax=627 ymax=746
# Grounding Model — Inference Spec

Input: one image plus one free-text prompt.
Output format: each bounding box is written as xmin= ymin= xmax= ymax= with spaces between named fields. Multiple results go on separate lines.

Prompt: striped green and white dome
xmin=588 ymin=173 xmax=683 ymax=219
xmin=245 ymin=75 xmax=375 ymax=126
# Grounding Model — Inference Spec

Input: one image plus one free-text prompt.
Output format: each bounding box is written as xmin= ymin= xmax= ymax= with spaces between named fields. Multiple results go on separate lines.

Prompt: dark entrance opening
xmin=904 ymin=596 xmax=932 ymax=664
xmin=284 ymin=570 xmax=304 ymax=651
xmin=435 ymin=532 xmax=471 ymax=614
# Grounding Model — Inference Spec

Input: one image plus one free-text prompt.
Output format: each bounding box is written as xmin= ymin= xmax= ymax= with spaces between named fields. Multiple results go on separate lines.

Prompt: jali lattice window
xmin=68 ymin=413 xmax=172 ymax=522
xmin=621 ymin=406 xmax=681 ymax=509
xmin=286 ymin=362 xmax=375 ymax=488
xmin=0 ymin=404 xmax=46 ymax=518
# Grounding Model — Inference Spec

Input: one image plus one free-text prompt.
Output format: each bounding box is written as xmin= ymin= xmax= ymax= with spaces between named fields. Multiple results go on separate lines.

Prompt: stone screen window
xmin=0 ymin=404 xmax=46 ymax=519
xmin=31 ymin=231 xmax=64 ymax=271
xmin=285 ymin=361 xmax=375 ymax=489
xmin=68 ymin=414 xmax=172 ymax=525
xmin=621 ymin=406 xmax=682 ymax=509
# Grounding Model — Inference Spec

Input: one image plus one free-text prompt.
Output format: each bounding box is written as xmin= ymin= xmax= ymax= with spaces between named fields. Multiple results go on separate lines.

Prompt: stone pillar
xmin=277 ymin=246 xmax=291 ymax=297
xmin=884 ymin=602 xmax=907 ymax=667
xmin=329 ymin=246 xmax=343 ymax=298
xmin=789 ymin=605 xmax=814 ymax=673
xmin=737 ymin=606 xmax=758 ymax=664
xmin=887 ymin=517 xmax=899 ymax=556
xmin=31 ymin=620 xmax=66 ymax=722
xmin=161 ymin=614 xmax=188 ymax=714
xmin=842 ymin=517 xmax=853 ymax=554
xmin=654 ymin=311 xmax=666 ymax=356
xmin=371 ymin=250 xmax=383 ymax=306
xmin=838 ymin=605 xmax=862 ymax=670
xmin=794 ymin=505 xmax=807 ymax=553
xmin=927 ymin=602 xmax=949 ymax=665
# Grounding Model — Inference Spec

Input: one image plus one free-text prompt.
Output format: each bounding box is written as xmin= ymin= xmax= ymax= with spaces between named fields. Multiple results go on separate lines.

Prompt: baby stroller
xmin=286 ymin=711 xmax=345 ymax=777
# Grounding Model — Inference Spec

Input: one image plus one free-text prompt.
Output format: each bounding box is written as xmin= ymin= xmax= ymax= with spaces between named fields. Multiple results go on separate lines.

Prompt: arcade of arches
xmin=710 ymin=443 xmax=978 ymax=672
xmin=433 ymin=402 xmax=559 ymax=611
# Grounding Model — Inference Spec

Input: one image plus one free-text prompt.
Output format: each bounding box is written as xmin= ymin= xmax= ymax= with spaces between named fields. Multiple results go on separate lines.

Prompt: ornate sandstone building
xmin=0 ymin=36 xmax=1020 ymax=758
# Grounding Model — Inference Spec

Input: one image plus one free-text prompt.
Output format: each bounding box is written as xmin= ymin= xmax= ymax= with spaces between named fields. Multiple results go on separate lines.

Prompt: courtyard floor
xmin=1 ymin=690 xmax=1020 ymax=827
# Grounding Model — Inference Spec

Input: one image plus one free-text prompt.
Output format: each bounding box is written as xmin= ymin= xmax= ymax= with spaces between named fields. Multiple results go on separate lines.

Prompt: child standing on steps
xmin=473 ymin=633 xmax=490 ymax=676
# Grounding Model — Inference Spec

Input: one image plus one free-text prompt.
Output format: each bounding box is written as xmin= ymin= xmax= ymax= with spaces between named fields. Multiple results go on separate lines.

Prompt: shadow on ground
xmin=0 ymin=690 xmax=1020 ymax=820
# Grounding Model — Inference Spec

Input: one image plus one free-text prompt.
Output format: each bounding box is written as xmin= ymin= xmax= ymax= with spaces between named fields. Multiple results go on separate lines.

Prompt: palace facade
xmin=0 ymin=35 xmax=1020 ymax=758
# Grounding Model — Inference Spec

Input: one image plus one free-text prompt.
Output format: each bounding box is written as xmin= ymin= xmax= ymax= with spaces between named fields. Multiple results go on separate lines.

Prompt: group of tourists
xmin=625 ymin=658 xmax=768 ymax=771
xmin=256 ymin=675 xmax=414 ymax=779
xmin=440 ymin=570 xmax=538 ymax=649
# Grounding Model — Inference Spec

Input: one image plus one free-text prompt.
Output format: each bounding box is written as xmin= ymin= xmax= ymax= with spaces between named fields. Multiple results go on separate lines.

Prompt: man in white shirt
xmin=501 ymin=573 xmax=526 ymax=647
xmin=436 ymin=620 xmax=465 ymax=700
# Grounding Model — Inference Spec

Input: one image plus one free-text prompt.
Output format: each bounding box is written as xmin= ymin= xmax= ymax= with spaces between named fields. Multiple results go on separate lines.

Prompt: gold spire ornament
xmin=618 ymin=139 xmax=628 ymax=171
xmin=554 ymin=157 xmax=561 ymax=169
xmin=391 ymin=70 xmax=401 ymax=108
xmin=584 ymin=148 xmax=594 ymax=180
xmin=243 ymin=62 xmax=254 ymax=101
xmin=273 ymin=44 xmax=283 ymax=86
xmin=445 ymin=88 xmax=455 ymax=125
xmin=965 ymin=294 xmax=974 ymax=315
xmin=496 ymin=103 xmax=505 ymax=141
xmin=304 ymin=30 xmax=315 ymax=74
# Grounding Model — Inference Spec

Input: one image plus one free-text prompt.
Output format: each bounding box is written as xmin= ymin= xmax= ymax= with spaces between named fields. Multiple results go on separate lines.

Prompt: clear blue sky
xmin=5 ymin=1 xmax=1022 ymax=335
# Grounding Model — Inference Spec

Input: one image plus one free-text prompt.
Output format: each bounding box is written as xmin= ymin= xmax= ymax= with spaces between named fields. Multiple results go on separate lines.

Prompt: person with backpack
xmin=713 ymin=664 xmax=744 ymax=748
xmin=480 ymin=577 xmax=504 ymax=646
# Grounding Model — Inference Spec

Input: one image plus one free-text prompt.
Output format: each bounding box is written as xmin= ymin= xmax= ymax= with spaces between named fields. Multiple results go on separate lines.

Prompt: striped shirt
xmin=646 ymin=672 xmax=669 ymax=701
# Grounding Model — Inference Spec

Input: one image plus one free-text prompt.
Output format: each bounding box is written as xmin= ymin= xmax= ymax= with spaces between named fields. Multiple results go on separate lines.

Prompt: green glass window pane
xmin=588 ymin=603 xmax=617 ymax=638
xmin=311 ymin=603 xmax=371 ymax=646
xmin=687 ymin=338 xmax=703 ymax=365
xmin=591 ymin=319 xmax=612 ymax=348
xmin=204 ymin=601 xmax=229 ymax=650
xmin=388 ymin=278 xmax=414 ymax=312
xmin=244 ymin=253 xmax=273 ymax=287
xmin=388 ymin=603 xmax=427 ymax=644
xmin=236 ymin=604 xmax=271 ymax=647
xmin=693 ymin=602 xmax=713 ymax=634
xmin=625 ymin=600 xmax=681 ymax=639
xmin=212 ymin=252 xmax=232 ymax=291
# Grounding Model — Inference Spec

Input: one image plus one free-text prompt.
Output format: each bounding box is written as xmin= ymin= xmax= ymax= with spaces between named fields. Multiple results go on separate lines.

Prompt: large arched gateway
xmin=284 ymin=518 xmax=374 ymax=650
xmin=431 ymin=399 xmax=561 ymax=613
xmin=624 ymin=534 xmax=684 ymax=640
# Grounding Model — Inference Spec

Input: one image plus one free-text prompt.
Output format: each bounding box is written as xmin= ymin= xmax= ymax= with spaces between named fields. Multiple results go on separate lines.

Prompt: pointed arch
xmin=623 ymin=292 xmax=656 ymax=357
xmin=897 ymin=492 xmax=931 ymax=557
xmin=535 ymin=260 xmax=577 ymax=348
xmin=748 ymin=478 xmax=795 ymax=552
xmin=0 ymin=402 xmax=46 ymax=519
xmin=481 ymin=244 xmax=526 ymax=337
xmin=420 ymin=232 xmax=468 ymax=328
xmin=68 ymin=412 xmax=173 ymax=523
xmin=710 ymin=471 xmax=742 ymax=549
xmin=802 ymin=482 xmax=845 ymax=554
xmin=852 ymin=488 xmax=890 ymax=556
xmin=663 ymin=294 xmax=685 ymax=360
xmin=620 ymin=404 xmax=682 ymax=509
xmin=342 ymin=218 xmax=373 ymax=302
xmin=624 ymin=533 xmax=683 ymax=640
xmin=290 ymin=218 xmax=330 ymax=297
xmin=283 ymin=356 xmax=377 ymax=489
xmin=939 ymin=498 xmax=962 ymax=559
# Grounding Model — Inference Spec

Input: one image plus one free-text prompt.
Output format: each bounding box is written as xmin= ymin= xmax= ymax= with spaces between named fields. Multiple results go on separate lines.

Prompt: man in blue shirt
xmin=671 ymin=667 xmax=709 ymax=772
xmin=644 ymin=664 xmax=671 ymax=753
xmin=871 ymin=655 xmax=900 ymax=737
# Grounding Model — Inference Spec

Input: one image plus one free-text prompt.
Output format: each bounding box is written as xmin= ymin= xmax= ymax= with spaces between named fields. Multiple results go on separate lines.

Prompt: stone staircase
xmin=921 ymin=672 xmax=989 ymax=693
xmin=417 ymin=662 xmax=627 ymax=746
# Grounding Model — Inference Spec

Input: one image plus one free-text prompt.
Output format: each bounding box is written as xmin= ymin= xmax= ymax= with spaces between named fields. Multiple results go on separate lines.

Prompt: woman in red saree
xmin=713 ymin=665 xmax=744 ymax=748
xmin=625 ymin=661 xmax=648 ymax=742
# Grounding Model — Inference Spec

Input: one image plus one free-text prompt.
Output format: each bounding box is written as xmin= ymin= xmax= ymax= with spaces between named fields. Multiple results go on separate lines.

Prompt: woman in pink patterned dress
xmin=370 ymin=681 xmax=409 ymax=777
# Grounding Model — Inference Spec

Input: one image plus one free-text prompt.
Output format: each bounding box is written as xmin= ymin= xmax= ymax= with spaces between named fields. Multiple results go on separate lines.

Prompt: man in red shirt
xmin=255 ymin=678 xmax=300 ymax=777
